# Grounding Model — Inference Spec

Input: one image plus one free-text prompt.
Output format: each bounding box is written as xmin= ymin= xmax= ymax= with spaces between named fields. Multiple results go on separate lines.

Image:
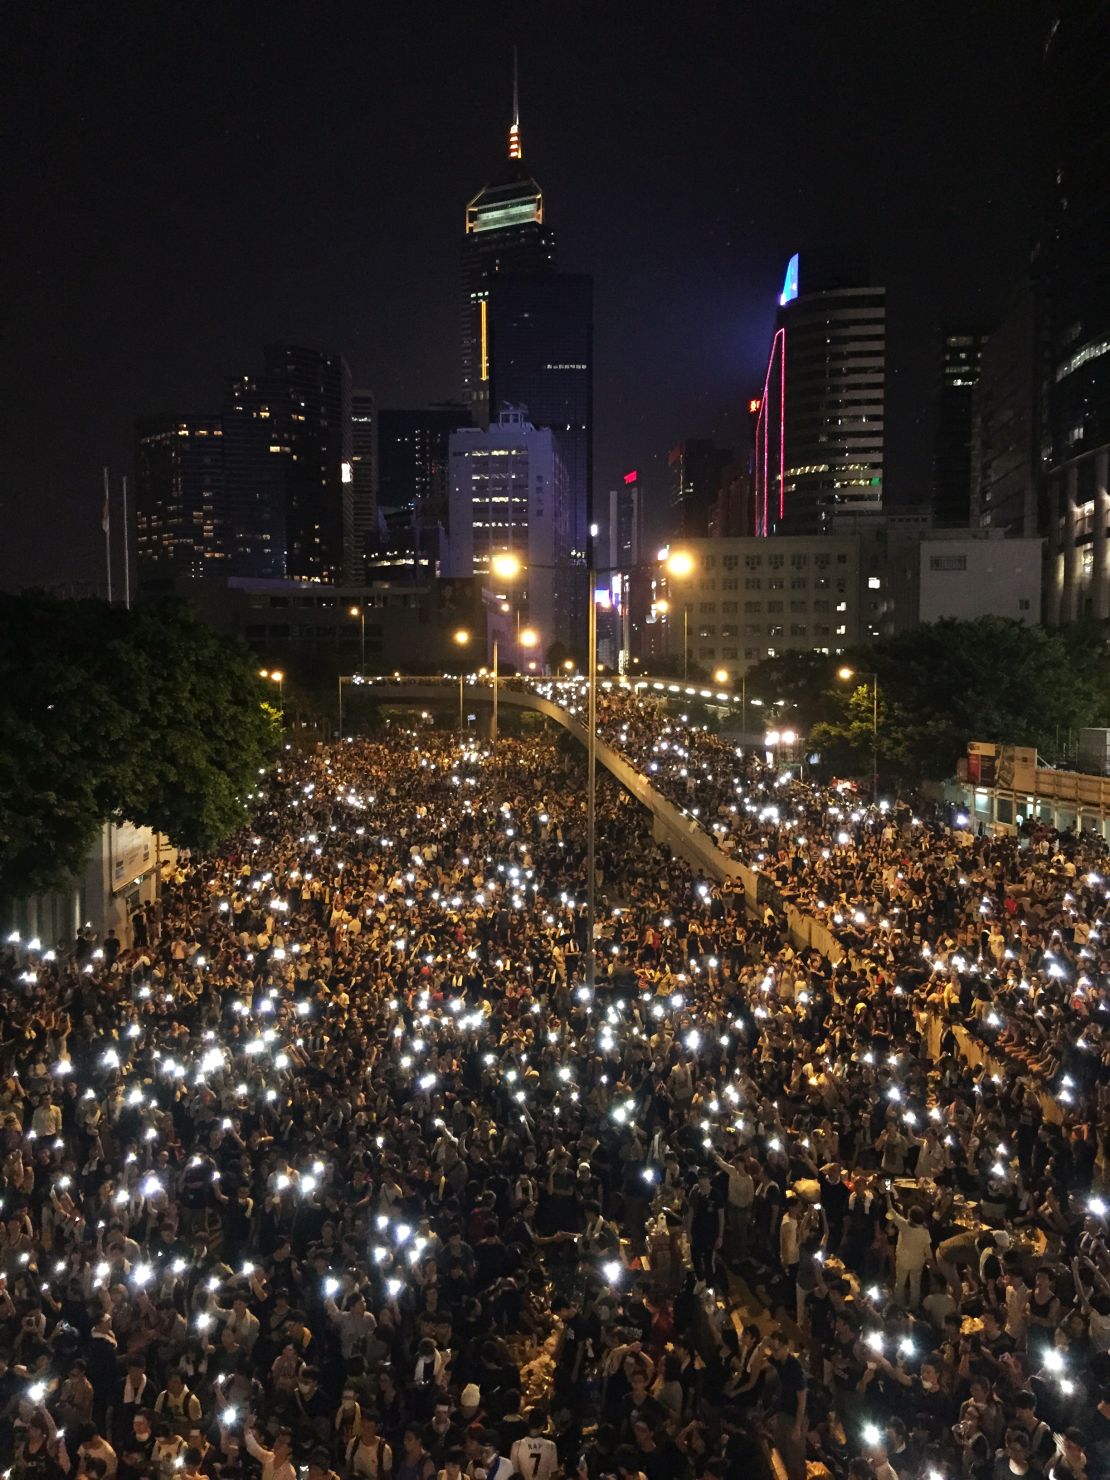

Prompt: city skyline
xmin=1 ymin=3 xmax=1039 ymax=591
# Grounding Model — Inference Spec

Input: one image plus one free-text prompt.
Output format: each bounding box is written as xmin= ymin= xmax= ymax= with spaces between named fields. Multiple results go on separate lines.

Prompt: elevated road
xmin=348 ymin=677 xmax=841 ymax=964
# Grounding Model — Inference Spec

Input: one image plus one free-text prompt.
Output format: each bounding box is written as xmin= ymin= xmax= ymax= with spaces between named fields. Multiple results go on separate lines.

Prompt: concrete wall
xmin=917 ymin=535 xmax=1043 ymax=625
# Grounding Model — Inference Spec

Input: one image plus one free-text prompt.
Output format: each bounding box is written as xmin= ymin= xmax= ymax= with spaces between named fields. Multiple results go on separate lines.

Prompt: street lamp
xmin=348 ymin=605 xmax=365 ymax=677
xmin=661 ymin=550 xmax=695 ymax=679
xmin=259 ymin=668 xmax=285 ymax=715
xmin=453 ymin=629 xmax=471 ymax=734
xmin=838 ymin=665 xmax=879 ymax=804
xmin=490 ymin=551 xmax=522 ymax=582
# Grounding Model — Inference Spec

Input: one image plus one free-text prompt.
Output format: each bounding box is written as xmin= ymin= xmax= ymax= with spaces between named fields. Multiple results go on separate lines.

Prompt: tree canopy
xmin=0 ymin=595 xmax=279 ymax=899
xmin=808 ymin=616 xmax=1110 ymax=784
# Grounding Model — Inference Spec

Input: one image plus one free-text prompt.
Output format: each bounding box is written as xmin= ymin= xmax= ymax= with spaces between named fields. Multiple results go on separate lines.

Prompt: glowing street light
xmin=838 ymin=665 xmax=879 ymax=804
xmin=348 ymin=605 xmax=366 ymax=675
xmin=453 ymin=630 xmax=471 ymax=733
xmin=490 ymin=551 xmax=522 ymax=582
xmin=259 ymin=668 xmax=285 ymax=714
xmin=657 ymin=553 xmax=695 ymax=680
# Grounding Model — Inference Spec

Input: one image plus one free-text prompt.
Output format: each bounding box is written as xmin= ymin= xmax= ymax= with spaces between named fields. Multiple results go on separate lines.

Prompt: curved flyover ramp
xmin=351 ymin=678 xmax=841 ymax=963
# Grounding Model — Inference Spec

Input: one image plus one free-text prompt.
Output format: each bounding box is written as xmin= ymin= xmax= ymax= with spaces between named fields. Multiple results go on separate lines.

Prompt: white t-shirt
xmin=511 ymin=1438 xmax=559 ymax=1480
xmin=348 ymin=1436 xmax=393 ymax=1480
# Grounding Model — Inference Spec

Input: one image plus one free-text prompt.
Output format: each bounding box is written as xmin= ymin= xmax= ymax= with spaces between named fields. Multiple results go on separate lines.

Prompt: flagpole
xmin=102 ymin=466 xmax=113 ymax=604
xmin=121 ymin=474 xmax=131 ymax=611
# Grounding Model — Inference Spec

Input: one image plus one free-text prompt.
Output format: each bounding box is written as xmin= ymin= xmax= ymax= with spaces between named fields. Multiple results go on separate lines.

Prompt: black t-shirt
xmin=621 ymin=1391 xmax=665 ymax=1437
xmin=688 ymin=1187 xmax=723 ymax=1241
xmin=771 ymin=1354 xmax=807 ymax=1418
xmin=723 ymin=1427 xmax=774 ymax=1480
xmin=639 ymin=1441 xmax=687 ymax=1480
xmin=819 ymin=1175 xmax=850 ymax=1224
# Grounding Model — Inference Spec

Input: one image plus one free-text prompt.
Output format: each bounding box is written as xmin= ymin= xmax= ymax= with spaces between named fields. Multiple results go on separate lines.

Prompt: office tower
xmin=1041 ymin=5 xmax=1110 ymax=622
xmin=608 ymin=470 xmax=644 ymax=573
xmin=377 ymin=404 xmax=472 ymax=523
xmin=709 ymin=460 xmax=755 ymax=538
xmin=444 ymin=406 xmax=571 ymax=649
xmin=345 ymin=389 xmax=377 ymax=580
xmin=933 ymin=332 xmax=984 ymax=526
xmin=223 ymin=344 xmax=351 ymax=581
xmin=970 ymin=295 xmax=1039 ymax=538
xmin=460 ymin=66 xmax=556 ymax=427
xmin=134 ymin=416 xmax=226 ymax=584
xmin=754 ymin=251 xmax=886 ymax=536
xmin=607 ymin=470 xmax=646 ymax=671
xmin=668 ymin=439 xmax=734 ymax=539
xmin=488 ymin=271 xmax=592 ymax=567
xmin=658 ymin=536 xmax=864 ymax=674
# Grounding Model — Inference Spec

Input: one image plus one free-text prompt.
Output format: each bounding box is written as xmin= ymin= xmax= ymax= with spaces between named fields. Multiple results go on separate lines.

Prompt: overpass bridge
xmin=345 ymin=676 xmax=839 ymax=964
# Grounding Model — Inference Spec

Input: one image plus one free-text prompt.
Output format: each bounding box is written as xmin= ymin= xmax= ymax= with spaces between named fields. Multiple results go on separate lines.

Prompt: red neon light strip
xmin=779 ymin=329 xmax=786 ymax=522
xmin=753 ymin=327 xmax=786 ymax=535
xmin=762 ymin=393 xmax=769 ymax=536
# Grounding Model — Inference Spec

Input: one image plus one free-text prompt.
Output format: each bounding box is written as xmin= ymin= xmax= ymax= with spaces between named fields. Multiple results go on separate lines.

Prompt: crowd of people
xmin=1 ymin=696 xmax=1109 ymax=1480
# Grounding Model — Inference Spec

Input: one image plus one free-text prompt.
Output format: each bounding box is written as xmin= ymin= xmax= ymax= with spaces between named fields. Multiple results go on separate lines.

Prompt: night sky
xmin=1 ymin=1 xmax=1041 ymax=591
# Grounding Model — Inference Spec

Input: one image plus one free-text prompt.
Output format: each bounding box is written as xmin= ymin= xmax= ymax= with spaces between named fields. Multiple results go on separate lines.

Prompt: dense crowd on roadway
xmin=0 ymin=704 xmax=1109 ymax=1480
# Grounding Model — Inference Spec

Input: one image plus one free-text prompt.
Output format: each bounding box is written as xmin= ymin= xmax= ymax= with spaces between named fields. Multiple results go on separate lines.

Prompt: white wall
xmin=917 ymin=537 xmax=1042 ymax=625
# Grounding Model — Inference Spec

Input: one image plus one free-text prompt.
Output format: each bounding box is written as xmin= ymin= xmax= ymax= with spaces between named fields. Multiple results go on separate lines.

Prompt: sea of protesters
xmin=1 ymin=685 xmax=1108 ymax=1480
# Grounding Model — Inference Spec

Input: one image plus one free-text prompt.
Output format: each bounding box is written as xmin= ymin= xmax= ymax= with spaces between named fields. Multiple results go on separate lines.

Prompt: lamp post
xmin=838 ymin=665 xmax=879 ymax=804
xmin=518 ymin=626 xmax=539 ymax=667
xmin=713 ymin=666 xmax=749 ymax=741
xmin=348 ymin=606 xmax=366 ymax=677
xmin=259 ymin=668 xmax=285 ymax=717
xmin=453 ymin=629 xmax=470 ymax=734
xmin=662 ymin=549 xmax=696 ymax=679
xmin=487 ymin=551 xmax=524 ymax=744
xmin=491 ymin=639 xmax=499 ymax=741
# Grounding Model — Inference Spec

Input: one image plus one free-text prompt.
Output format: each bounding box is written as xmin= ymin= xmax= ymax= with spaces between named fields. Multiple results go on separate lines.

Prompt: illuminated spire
xmin=508 ymin=46 xmax=522 ymax=160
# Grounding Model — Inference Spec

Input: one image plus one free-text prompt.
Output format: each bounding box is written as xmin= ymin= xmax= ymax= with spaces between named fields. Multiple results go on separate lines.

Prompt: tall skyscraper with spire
xmin=460 ymin=52 xmax=556 ymax=428
xmin=458 ymin=54 xmax=593 ymax=644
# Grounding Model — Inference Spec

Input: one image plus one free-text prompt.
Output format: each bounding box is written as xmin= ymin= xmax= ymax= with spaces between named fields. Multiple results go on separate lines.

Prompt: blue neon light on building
xmin=779 ymin=253 xmax=799 ymax=307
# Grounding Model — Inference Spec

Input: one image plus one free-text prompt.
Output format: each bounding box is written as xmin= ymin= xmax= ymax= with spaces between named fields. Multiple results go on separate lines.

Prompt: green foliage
xmin=809 ymin=617 xmax=1110 ymax=783
xmin=0 ymin=595 xmax=279 ymax=899
xmin=743 ymin=650 xmax=840 ymax=731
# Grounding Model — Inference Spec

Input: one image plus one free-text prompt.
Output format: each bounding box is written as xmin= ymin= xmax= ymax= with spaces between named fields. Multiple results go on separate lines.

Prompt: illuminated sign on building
xmin=779 ymin=253 xmax=799 ymax=307
xmin=623 ymin=469 xmax=638 ymax=484
xmin=748 ymin=398 xmax=761 ymax=414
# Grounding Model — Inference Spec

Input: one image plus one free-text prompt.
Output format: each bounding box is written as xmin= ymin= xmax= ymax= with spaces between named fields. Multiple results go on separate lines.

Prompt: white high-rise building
xmin=445 ymin=406 xmax=571 ymax=653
